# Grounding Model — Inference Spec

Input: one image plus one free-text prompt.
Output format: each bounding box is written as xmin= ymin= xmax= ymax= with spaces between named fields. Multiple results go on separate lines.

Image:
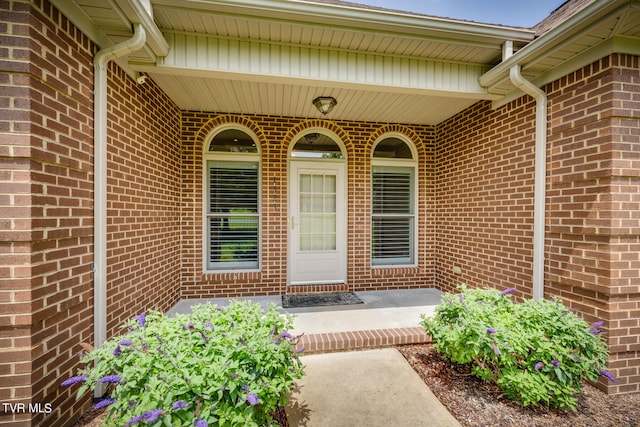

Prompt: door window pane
xmin=299 ymin=173 xmax=337 ymax=251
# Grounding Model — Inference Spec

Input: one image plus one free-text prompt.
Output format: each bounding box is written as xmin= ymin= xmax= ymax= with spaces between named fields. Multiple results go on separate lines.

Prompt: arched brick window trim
xmin=194 ymin=114 xmax=267 ymax=151
xmin=366 ymin=124 xmax=425 ymax=159
xmin=280 ymin=119 xmax=353 ymax=158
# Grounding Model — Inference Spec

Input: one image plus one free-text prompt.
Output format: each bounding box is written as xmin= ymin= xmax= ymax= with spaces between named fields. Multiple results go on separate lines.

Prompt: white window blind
xmin=372 ymin=166 xmax=414 ymax=265
xmin=207 ymin=160 xmax=259 ymax=269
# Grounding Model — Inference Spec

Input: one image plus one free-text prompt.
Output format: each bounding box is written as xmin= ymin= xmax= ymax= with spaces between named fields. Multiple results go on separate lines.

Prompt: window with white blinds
xmin=371 ymin=166 xmax=415 ymax=265
xmin=371 ymin=136 xmax=417 ymax=266
xmin=206 ymin=160 xmax=259 ymax=270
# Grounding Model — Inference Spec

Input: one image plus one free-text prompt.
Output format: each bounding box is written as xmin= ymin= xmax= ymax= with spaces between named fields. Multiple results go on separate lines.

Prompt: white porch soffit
xmin=133 ymin=0 xmax=534 ymax=124
xmin=50 ymin=0 xmax=640 ymax=124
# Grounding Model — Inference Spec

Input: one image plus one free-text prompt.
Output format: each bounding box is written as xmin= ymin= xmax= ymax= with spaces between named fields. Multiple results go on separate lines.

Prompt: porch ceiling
xmin=52 ymin=0 xmax=640 ymax=125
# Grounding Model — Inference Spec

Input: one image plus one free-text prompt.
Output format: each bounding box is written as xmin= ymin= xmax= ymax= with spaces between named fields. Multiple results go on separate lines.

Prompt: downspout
xmin=93 ymin=24 xmax=146 ymax=396
xmin=509 ymin=64 xmax=547 ymax=300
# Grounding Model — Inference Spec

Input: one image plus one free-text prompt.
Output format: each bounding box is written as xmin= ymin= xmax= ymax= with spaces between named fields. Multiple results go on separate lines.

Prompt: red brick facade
xmin=1 ymin=1 xmax=95 ymax=425
xmin=181 ymin=113 xmax=435 ymax=298
xmin=436 ymin=98 xmax=538 ymax=296
xmin=1 ymin=0 xmax=639 ymax=425
xmin=103 ymin=63 xmax=182 ymax=336
xmin=1 ymin=1 xmax=182 ymax=425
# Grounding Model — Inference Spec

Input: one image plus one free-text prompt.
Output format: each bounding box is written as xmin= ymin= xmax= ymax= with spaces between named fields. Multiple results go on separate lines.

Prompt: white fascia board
xmin=479 ymin=0 xmax=633 ymax=89
xmin=149 ymin=32 xmax=498 ymax=98
xmin=115 ymin=0 xmax=170 ymax=56
xmin=153 ymin=0 xmax=534 ymax=44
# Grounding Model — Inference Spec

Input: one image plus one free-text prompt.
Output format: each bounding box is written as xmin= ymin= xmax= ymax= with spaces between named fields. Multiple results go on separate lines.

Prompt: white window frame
xmin=371 ymin=135 xmax=418 ymax=267
xmin=203 ymin=125 xmax=262 ymax=273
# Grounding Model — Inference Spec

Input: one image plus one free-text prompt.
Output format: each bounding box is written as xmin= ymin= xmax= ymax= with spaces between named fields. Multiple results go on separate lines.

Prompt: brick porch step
xmin=298 ymin=326 xmax=430 ymax=354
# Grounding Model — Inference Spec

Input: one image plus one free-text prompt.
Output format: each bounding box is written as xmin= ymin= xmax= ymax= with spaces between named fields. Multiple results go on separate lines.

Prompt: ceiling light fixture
xmin=312 ymin=96 xmax=337 ymax=115
xmin=305 ymin=133 xmax=319 ymax=144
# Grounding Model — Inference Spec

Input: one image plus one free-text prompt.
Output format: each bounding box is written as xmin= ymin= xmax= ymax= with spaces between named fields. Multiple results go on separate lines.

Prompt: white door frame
xmin=288 ymin=160 xmax=347 ymax=285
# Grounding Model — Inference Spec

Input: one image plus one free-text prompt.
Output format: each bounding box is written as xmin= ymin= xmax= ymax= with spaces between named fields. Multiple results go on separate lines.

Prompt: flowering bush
xmin=62 ymin=300 xmax=305 ymax=426
xmin=421 ymin=285 xmax=614 ymax=411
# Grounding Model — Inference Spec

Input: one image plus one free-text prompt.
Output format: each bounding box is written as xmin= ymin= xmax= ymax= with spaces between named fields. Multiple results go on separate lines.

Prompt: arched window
xmin=371 ymin=136 xmax=417 ymax=266
xmin=204 ymin=127 xmax=260 ymax=271
xmin=291 ymin=132 xmax=344 ymax=159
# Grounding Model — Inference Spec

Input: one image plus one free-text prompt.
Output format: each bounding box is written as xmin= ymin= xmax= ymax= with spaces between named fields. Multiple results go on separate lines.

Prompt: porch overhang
xmin=52 ymin=0 xmax=535 ymax=125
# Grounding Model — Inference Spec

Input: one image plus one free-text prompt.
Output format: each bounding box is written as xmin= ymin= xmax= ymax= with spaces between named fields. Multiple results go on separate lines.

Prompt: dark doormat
xmin=282 ymin=292 xmax=364 ymax=308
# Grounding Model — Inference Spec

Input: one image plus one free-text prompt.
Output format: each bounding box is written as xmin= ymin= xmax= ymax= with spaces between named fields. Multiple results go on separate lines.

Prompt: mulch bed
xmin=398 ymin=344 xmax=640 ymax=427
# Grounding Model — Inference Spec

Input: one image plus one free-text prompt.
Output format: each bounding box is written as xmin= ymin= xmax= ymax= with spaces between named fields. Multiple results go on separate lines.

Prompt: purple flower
xmin=172 ymin=400 xmax=188 ymax=410
xmin=93 ymin=398 xmax=116 ymax=410
xmin=590 ymin=321 xmax=605 ymax=335
xmin=204 ymin=323 xmax=214 ymax=330
xmin=493 ymin=347 xmax=500 ymax=355
xmin=534 ymin=362 xmax=544 ymax=371
xmin=487 ymin=327 xmax=496 ymax=335
xmin=281 ymin=331 xmax=293 ymax=339
xmin=126 ymin=409 xmax=163 ymax=426
xmin=61 ymin=375 xmax=87 ymax=387
xmin=194 ymin=420 xmax=208 ymax=427
xmin=144 ymin=409 xmax=163 ymax=423
xmin=113 ymin=346 xmax=122 ymax=356
xmin=120 ymin=339 xmax=132 ymax=346
xmin=126 ymin=414 xmax=144 ymax=426
xmin=247 ymin=393 xmax=259 ymax=406
xmin=133 ymin=312 xmax=146 ymax=327
xmin=599 ymin=369 xmax=616 ymax=382
xmin=242 ymin=385 xmax=250 ymax=392
xmin=551 ymin=360 xmax=560 ymax=367
xmin=98 ymin=375 xmax=121 ymax=384
xmin=232 ymin=373 xmax=239 ymax=379
xmin=459 ymin=294 xmax=464 ymax=303
xmin=296 ymin=347 xmax=305 ymax=353
xmin=501 ymin=288 xmax=516 ymax=296
xmin=185 ymin=321 xmax=194 ymax=329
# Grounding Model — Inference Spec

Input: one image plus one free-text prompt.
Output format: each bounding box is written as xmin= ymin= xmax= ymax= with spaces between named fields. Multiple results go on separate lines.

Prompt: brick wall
xmin=104 ymin=65 xmax=182 ymax=337
xmin=436 ymin=53 xmax=640 ymax=394
xmin=1 ymin=1 xmax=183 ymax=425
xmin=181 ymin=113 xmax=436 ymax=297
xmin=1 ymin=0 xmax=94 ymax=425
xmin=435 ymin=99 xmax=538 ymax=298
xmin=546 ymin=54 xmax=640 ymax=394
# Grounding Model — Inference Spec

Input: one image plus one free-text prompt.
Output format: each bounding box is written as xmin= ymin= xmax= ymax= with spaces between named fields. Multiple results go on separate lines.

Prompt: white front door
xmin=289 ymin=161 xmax=346 ymax=285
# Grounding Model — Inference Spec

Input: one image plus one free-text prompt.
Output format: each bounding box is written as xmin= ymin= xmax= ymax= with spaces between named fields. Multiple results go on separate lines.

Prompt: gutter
xmin=509 ymin=65 xmax=547 ymax=300
xmin=93 ymin=23 xmax=146 ymax=396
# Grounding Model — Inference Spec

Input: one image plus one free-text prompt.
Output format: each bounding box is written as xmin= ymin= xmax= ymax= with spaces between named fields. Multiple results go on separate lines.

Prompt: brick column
xmin=1 ymin=0 xmax=95 ymax=425
xmin=547 ymin=54 xmax=640 ymax=394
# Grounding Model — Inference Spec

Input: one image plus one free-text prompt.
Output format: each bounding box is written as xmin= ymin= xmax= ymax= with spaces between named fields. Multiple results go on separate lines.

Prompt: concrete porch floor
xmin=167 ymin=288 xmax=441 ymax=353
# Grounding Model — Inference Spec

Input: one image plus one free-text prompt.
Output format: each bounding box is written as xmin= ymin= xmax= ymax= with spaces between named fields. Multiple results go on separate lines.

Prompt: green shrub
xmin=62 ymin=300 xmax=305 ymax=426
xmin=421 ymin=285 xmax=614 ymax=411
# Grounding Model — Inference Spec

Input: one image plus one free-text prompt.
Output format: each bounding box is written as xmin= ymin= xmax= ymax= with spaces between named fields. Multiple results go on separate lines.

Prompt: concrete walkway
xmin=286 ymin=348 xmax=460 ymax=426
xmin=167 ymin=289 xmax=460 ymax=426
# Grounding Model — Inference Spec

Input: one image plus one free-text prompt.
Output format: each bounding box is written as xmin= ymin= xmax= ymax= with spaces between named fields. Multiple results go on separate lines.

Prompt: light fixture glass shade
xmin=312 ymin=96 xmax=337 ymax=115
